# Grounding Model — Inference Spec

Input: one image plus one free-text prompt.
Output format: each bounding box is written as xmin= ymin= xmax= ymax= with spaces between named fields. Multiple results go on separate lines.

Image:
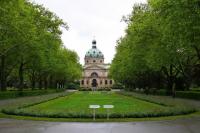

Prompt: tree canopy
xmin=0 ymin=0 xmax=81 ymax=90
xmin=110 ymin=0 xmax=200 ymax=96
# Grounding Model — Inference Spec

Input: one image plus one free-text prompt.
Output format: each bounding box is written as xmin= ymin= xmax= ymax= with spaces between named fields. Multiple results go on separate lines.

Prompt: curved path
xmin=0 ymin=118 xmax=200 ymax=133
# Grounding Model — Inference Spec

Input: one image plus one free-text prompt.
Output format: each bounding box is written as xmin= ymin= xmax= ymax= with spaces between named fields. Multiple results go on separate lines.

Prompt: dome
xmin=85 ymin=48 xmax=104 ymax=58
xmin=85 ymin=40 xmax=104 ymax=58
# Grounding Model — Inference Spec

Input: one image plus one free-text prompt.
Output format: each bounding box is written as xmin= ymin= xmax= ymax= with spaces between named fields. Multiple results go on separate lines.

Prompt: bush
xmin=78 ymin=88 xmax=111 ymax=91
xmin=131 ymin=88 xmax=200 ymax=100
xmin=190 ymin=88 xmax=200 ymax=92
xmin=78 ymin=88 xmax=92 ymax=91
xmin=2 ymin=106 xmax=196 ymax=119
xmin=112 ymin=83 xmax=124 ymax=89
xmin=66 ymin=82 xmax=80 ymax=89
xmin=97 ymin=88 xmax=111 ymax=91
xmin=176 ymin=91 xmax=200 ymax=100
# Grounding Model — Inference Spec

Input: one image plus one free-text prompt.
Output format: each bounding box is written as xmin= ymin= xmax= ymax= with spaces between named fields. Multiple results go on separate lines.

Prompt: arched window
xmin=110 ymin=80 xmax=112 ymax=85
xmin=105 ymin=80 xmax=108 ymax=85
xmin=81 ymin=80 xmax=84 ymax=85
xmin=100 ymin=80 xmax=102 ymax=84
xmin=91 ymin=72 xmax=98 ymax=78
xmin=100 ymin=60 xmax=102 ymax=63
xmin=86 ymin=60 xmax=89 ymax=63
xmin=93 ymin=60 xmax=96 ymax=63
xmin=87 ymin=80 xmax=89 ymax=85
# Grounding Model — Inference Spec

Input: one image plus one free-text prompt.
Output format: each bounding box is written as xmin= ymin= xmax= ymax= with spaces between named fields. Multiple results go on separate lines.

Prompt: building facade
xmin=80 ymin=40 xmax=114 ymax=88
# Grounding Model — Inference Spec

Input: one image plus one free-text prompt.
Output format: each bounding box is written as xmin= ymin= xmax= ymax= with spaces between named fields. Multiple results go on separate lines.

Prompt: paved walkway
xmin=0 ymin=118 xmax=200 ymax=133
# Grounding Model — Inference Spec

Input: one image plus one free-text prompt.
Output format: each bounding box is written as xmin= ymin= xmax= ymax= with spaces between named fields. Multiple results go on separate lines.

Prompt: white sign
xmin=103 ymin=105 xmax=114 ymax=109
xmin=89 ymin=105 xmax=100 ymax=121
xmin=103 ymin=105 xmax=114 ymax=120
xmin=89 ymin=105 xmax=100 ymax=109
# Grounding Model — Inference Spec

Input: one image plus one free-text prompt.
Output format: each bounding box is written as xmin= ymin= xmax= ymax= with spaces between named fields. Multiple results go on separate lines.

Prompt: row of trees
xmin=110 ymin=0 xmax=200 ymax=96
xmin=0 ymin=0 xmax=81 ymax=91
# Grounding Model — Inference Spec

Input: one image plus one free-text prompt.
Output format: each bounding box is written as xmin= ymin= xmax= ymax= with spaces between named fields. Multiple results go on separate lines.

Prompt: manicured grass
xmin=3 ymin=91 xmax=196 ymax=118
xmin=20 ymin=92 xmax=166 ymax=114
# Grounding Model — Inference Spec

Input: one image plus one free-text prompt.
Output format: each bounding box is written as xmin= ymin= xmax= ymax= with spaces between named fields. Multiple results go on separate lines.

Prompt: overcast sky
xmin=31 ymin=0 xmax=146 ymax=64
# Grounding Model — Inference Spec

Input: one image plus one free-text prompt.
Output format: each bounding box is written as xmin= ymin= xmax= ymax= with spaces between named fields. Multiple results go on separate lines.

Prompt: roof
xmin=85 ymin=40 xmax=104 ymax=58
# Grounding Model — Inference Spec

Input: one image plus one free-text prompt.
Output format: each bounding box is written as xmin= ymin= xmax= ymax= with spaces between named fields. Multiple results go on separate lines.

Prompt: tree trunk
xmin=31 ymin=74 xmax=36 ymax=90
xmin=31 ymin=71 xmax=37 ymax=90
xmin=19 ymin=62 xmax=24 ymax=90
xmin=0 ymin=55 xmax=6 ymax=91
xmin=169 ymin=65 xmax=176 ymax=98
xmin=39 ymin=78 xmax=42 ymax=89
xmin=44 ymin=77 xmax=48 ymax=90
xmin=162 ymin=65 xmax=176 ymax=97
xmin=48 ymin=76 xmax=54 ymax=89
xmin=172 ymin=83 xmax=176 ymax=98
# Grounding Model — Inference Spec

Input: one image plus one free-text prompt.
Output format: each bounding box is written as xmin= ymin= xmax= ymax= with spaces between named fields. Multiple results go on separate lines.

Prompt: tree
xmin=110 ymin=0 xmax=200 ymax=97
xmin=0 ymin=0 xmax=81 ymax=91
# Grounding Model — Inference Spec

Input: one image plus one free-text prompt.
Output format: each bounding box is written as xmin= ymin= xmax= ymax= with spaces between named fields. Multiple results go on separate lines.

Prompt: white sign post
xmin=103 ymin=105 xmax=114 ymax=120
xmin=89 ymin=105 xmax=100 ymax=120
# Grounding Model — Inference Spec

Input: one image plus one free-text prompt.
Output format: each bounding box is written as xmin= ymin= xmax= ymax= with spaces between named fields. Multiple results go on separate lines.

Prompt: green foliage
xmin=78 ymin=88 xmax=92 ymax=91
xmin=0 ymin=0 xmax=81 ymax=91
xmin=66 ymin=82 xmax=80 ymax=89
xmin=176 ymin=91 xmax=200 ymax=100
xmin=111 ymin=83 xmax=124 ymax=89
xmin=132 ymin=88 xmax=200 ymax=100
xmin=78 ymin=88 xmax=111 ymax=91
xmin=110 ymin=0 xmax=200 ymax=96
xmin=97 ymin=88 xmax=111 ymax=91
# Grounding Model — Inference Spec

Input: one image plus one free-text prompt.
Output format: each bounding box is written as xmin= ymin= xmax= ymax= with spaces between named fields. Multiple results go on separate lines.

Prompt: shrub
xmin=78 ymin=88 xmax=111 ymax=91
xmin=112 ymin=83 xmax=124 ymax=89
xmin=176 ymin=91 xmax=200 ymax=100
xmin=78 ymin=88 xmax=92 ymax=91
xmin=66 ymin=82 xmax=80 ymax=89
xmin=189 ymin=88 xmax=200 ymax=92
xmin=97 ymin=88 xmax=111 ymax=91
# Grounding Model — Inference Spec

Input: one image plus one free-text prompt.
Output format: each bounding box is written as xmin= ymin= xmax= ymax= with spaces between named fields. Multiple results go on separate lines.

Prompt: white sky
xmin=31 ymin=0 xmax=146 ymax=64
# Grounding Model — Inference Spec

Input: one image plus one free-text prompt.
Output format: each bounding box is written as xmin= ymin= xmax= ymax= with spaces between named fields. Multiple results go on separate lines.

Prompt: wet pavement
xmin=0 ymin=118 xmax=200 ymax=133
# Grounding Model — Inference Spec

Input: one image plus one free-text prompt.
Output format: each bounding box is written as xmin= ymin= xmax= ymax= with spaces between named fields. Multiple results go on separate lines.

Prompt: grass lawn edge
xmin=0 ymin=112 xmax=199 ymax=122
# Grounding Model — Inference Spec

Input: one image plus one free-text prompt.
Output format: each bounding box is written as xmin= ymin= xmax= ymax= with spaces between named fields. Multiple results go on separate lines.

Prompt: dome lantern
xmin=92 ymin=40 xmax=97 ymax=49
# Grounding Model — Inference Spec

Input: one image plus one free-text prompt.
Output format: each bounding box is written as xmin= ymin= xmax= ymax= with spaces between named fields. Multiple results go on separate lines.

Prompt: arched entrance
xmin=92 ymin=79 xmax=98 ymax=87
xmin=91 ymin=72 xmax=98 ymax=78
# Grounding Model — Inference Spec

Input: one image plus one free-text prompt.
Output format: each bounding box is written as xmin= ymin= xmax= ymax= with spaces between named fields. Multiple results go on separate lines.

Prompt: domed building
xmin=80 ymin=40 xmax=114 ymax=89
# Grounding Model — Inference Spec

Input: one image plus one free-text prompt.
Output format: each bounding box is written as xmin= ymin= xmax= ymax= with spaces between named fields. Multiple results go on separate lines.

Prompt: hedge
xmin=0 ymin=89 xmax=64 ymax=100
xmin=176 ymin=91 xmax=200 ymax=100
xmin=78 ymin=88 xmax=111 ymax=91
xmin=2 ymin=109 xmax=195 ymax=119
xmin=131 ymin=89 xmax=200 ymax=100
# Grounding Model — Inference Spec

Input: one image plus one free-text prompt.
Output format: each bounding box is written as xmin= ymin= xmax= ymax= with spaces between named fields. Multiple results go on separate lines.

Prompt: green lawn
xmin=14 ymin=91 xmax=170 ymax=118
xmin=2 ymin=91 xmax=198 ymax=119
